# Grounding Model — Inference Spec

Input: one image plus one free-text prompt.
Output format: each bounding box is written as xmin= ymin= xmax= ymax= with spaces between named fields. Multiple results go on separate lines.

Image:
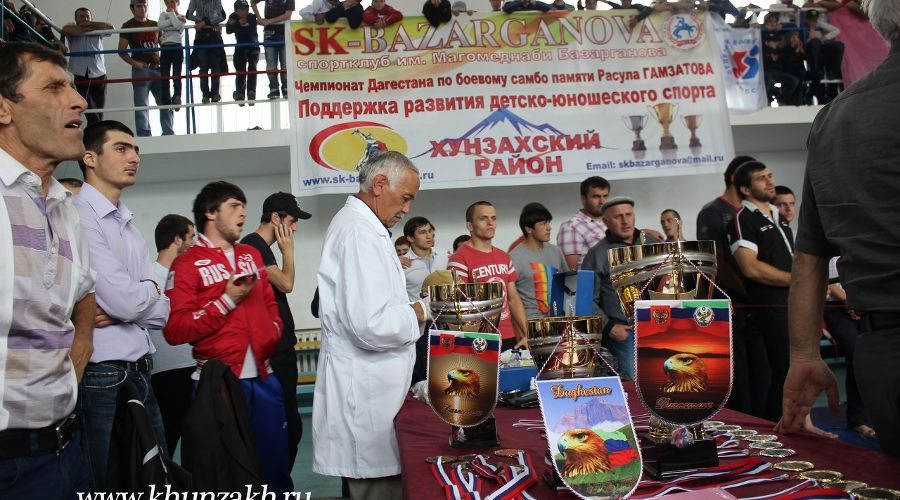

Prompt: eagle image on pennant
xmin=633 ymin=299 xmax=733 ymax=425
xmin=536 ymin=377 xmax=642 ymax=499
xmin=427 ymin=330 xmax=501 ymax=427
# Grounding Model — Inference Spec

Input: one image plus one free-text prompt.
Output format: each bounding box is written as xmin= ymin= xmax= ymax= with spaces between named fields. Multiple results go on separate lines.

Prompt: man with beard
xmin=557 ymin=176 xmax=610 ymax=270
xmin=728 ymin=161 xmax=794 ymax=422
xmin=165 ymin=181 xmax=292 ymax=493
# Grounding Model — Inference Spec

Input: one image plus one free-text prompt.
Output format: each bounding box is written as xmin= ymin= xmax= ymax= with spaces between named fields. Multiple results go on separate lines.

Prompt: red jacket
xmin=363 ymin=4 xmax=403 ymax=26
xmin=164 ymin=236 xmax=282 ymax=379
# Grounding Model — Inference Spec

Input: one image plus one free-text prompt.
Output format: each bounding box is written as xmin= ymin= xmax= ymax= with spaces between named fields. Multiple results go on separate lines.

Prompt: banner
xmin=427 ymin=330 xmax=501 ymax=427
xmin=711 ymin=16 xmax=767 ymax=113
xmin=633 ymin=299 xmax=732 ymax=425
xmin=288 ymin=11 xmax=735 ymax=196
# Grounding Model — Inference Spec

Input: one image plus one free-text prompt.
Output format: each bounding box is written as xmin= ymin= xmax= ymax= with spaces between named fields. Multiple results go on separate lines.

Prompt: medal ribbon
xmin=636 ymin=457 xmax=772 ymax=488
xmin=632 ymin=471 xmax=791 ymax=498
xmin=431 ymin=457 xmax=481 ymax=500
xmin=471 ymin=453 xmax=538 ymax=500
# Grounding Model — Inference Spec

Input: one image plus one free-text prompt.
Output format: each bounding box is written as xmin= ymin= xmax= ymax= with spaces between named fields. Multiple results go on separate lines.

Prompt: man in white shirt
xmin=63 ymin=8 xmax=113 ymax=125
xmin=314 ymin=151 xmax=428 ymax=499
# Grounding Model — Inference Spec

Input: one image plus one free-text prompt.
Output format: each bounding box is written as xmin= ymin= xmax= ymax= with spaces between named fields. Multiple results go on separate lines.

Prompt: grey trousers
xmin=346 ymin=475 xmax=403 ymax=500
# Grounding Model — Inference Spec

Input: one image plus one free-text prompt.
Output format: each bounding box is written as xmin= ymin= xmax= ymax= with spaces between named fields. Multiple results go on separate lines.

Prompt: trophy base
xmin=640 ymin=437 xmax=718 ymax=480
xmin=632 ymin=139 xmax=646 ymax=151
xmin=450 ymin=418 xmax=499 ymax=448
xmin=659 ymin=136 xmax=678 ymax=150
xmin=689 ymin=138 xmax=702 ymax=148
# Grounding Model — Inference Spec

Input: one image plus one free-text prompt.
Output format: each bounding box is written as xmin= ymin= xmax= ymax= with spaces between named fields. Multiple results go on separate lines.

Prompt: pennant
xmin=428 ymin=329 xmax=501 ymax=427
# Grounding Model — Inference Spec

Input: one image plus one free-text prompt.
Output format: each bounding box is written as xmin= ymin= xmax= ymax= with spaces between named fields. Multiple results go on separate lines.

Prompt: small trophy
xmin=682 ymin=114 xmax=702 ymax=148
xmin=622 ymin=115 xmax=648 ymax=152
xmin=649 ymin=103 xmax=679 ymax=150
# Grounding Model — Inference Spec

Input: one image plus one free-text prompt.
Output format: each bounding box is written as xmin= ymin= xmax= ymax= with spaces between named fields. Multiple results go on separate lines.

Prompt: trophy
xmin=648 ymin=103 xmax=679 ymax=150
xmin=682 ymin=114 xmax=702 ymax=148
xmin=428 ymin=272 xmax=504 ymax=447
xmin=527 ymin=315 xmax=612 ymax=380
xmin=608 ymin=239 xmax=727 ymax=479
xmin=622 ymin=115 xmax=648 ymax=152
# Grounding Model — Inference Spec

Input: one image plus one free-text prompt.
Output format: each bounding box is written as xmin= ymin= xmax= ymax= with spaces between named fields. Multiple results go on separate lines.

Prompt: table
xmin=396 ymin=385 xmax=900 ymax=498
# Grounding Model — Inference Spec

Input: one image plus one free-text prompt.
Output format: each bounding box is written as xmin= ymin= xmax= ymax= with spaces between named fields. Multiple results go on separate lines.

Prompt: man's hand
xmin=225 ymin=273 xmax=257 ymax=305
xmin=774 ymin=356 xmax=839 ymax=435
xmin=374 ymin=18 xmax=386 ymax=29
xmin=399 ymin=255 xmax=412 ymax=269
xmin=514 ymin=336 xmax=528 ymax=349
xmin=196 ymin=19 xmax=206 ymax=29
xmin=314 ymin=13 xmax=325 ymax=24
xmin=274 ymin=223 xmax=295 ymax=254
xmin=95 ymin=306 xmax=119 ymax=328
xmin=258 ymin=17 xmax=270 ymax=25
xmin=609 ymin=323 xmax=630 ymax=342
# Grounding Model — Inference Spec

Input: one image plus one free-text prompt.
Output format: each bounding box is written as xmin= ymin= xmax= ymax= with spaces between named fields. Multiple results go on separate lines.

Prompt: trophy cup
xmin=648 ymin=103 xmax=679 ymax=150
xmin=622 ymin=115 xmax=648 ymax=152
xmin=428 ymin=273 xmax=505 ymax=447
xmin=682 ymin=114 xmax=702 ymax=148
xmin=608 ymin=239 xmax=724 ymax=479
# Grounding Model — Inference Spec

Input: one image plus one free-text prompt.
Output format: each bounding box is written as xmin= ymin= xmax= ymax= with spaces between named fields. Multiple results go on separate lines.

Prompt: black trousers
xmin=150 ymin=366 xmax=195 ymax=453
xmin=823 ymin=305 xmax=869 ymax=429
xmin=749 ymin=306 xmax=789 ymax=422
xmin=854 ymin=325 xmax=900 ymax=457
xmin=268 ymin=348 xmax=302 ymax=469
xmin=75 ymin=73 xmax=106 ymax=125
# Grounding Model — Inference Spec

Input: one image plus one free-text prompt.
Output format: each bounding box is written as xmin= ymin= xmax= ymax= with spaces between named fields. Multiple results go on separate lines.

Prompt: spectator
xmin=452 ymin=0 xmax=475 ymax=15
xmin=228 ymin=0 xmax=260 ymax=105
xmin=165 ymin=181 xmax=292 ymax=493
xmin=254 ymin=0 xmax=294 ymax=100
xmin=63 ymin=8 xmax=113 ymax=125
xmin=158 ymin=0 xmax=186 ymax=107
xmin=149 ymin=214 xmax=196 ymax=454
xmin=118 ymin=0 xmax=175 ymax=136
xmin=503 ymin=0 xmax=551 ymax=12
xmin=241 ymin=192 xmax=311 ymax=470
xmin=783 ymin=32 xmax=810 ymax=100
xmin=75 ymin=120 xmax=171 ymax=490
xmin=489 ymin=0 xmax=503 ymax=10
xmin=803 ymin=9 xmax=844 ymax=103
xmin=395 ymin=234 xmax=410 ymax=256
xmin=58 ymin=177 xmax=84 ymax=194
xmin=549 ymin=0 xmax=575 ymax=10
xmin=0 ymin=41 xmax=94 ymax=499
xmin=320 ymin=0 xmax=364 ymax=28
xmin=774 ymin=185 xmax=796 ymax=223
xmin=510 ymin=203 xmax=569 ymax=319
xmin=557 ymin=176 xmax=610 ymax=270
xmin=424 ymin=0 xmax=453 ymax=26
xmin=364 ymin=0 xmax=403 ymax=26
xmin=186 ymin=0 xmax=227 ymax=104
xmin=762 ymin=31 xmax=803 ymax=105
xmin=582 ymin=197 xmax=658 ymax=380
xmin=448 ymin=201 xmax=529 ymax=351
xmin=453 ymin=234 xmax=471 ymax=252
xmin=578 ymin=0 xmax=599 ymax=9
xmin=659 ymin=208 xmax=684 ymax=241
xmin=769 ymin=0 xmax=800 ymax=26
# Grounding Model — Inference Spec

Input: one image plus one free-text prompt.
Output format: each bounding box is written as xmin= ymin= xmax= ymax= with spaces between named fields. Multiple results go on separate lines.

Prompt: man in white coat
xmin=313 ymin=151 xmax=429 ymax=499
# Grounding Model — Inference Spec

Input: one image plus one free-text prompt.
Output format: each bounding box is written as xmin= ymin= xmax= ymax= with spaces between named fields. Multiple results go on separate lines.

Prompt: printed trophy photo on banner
xmin=426 ymin=271 xmax=503 ymax=447
xmin=608 ymin=232 xmax=732 ymax=479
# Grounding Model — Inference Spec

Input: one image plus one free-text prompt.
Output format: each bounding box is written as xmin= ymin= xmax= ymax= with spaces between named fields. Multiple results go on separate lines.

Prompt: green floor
xmin=292 ymin=414 xmax=343 ymax=498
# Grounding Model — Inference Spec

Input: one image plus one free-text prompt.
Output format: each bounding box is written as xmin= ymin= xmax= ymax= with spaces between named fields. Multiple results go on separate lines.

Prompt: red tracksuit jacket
xmin=164 ymin=236 xmax=282 ymax=378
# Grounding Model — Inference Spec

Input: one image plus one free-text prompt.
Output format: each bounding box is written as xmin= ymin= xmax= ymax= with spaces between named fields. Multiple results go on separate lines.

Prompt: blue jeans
xmin=131 ymin=68 xmax=174 ymax=137
xmin=605 ymin=328 xmax=636 ymax=380
xmin=264 ymin=40 xmax=286 ymax=92
xmin=77 ymin=363 xmax=168 ymax=491
xmin=0 ymin=426 xmax=90 ymax=499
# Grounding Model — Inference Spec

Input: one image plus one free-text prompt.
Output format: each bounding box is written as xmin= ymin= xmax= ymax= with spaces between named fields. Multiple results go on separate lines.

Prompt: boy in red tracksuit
xmin=164 ymin=181 xmax=292 ymax=493
xmin=363 ymin=0 xmax=403 ymax=27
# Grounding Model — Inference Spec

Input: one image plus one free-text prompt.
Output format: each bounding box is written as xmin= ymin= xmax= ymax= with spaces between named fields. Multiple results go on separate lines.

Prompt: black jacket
xmin=422 ymin=0 xmax=452 ymax=27
xmin=181 ymin=360 xmax=265 ymax=492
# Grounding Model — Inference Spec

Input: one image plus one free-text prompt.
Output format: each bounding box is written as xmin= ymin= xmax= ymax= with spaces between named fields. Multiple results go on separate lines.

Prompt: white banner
xmin=711 ymin=16 xmax=767 ymax=113
xmin=288 ymin=11 xmax=735 ymax=196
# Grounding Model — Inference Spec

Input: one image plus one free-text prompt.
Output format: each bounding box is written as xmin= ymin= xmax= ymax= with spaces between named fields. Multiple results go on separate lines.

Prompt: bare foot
xmin=803 ymin=415 xmax=838 ymax=439
xmin=853 ymin=424 xmax=877 ymax=438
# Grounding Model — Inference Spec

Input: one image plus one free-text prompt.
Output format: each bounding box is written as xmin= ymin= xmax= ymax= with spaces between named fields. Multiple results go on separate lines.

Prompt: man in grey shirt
xmin=510 ymin=203 xmax=568 ymax=319
xmin=63 ymin=8 xmax=113 ymax=125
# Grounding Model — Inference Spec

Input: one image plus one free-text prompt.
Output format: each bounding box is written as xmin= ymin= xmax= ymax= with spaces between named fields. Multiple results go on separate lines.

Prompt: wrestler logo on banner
xmin=414 ymin=108 xmax=603 ymax=177
xmin=308 ymin=121 xmax=407 ymax=172
xmin=663 ymin=13 xmax=705 ymax=51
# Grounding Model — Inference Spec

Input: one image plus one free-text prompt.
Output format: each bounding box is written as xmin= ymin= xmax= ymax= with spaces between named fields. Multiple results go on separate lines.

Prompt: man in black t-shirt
xmin=252 ymin=0 xmax=294 ymax=99
xmin=241 ymin=192 xmax=311 ymax=468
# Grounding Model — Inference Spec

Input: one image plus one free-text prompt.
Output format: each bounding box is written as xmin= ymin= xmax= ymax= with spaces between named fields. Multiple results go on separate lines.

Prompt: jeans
xmin=131 ymin=68 xmax=174 ymax=137
xmin=264 ymin=39 xmax=287 ymax=93
xmin=159 ymin=44 xmax=184 ymax=103
xmin=604 ymin=328 xmax=636 ymax=380
xmin=77 ymin=363 xmax=169 ymax=491
xmin=0 ymin=427 xmax=90 ymax=499
xmin=233 ymin=47 xmax=259 ymax=96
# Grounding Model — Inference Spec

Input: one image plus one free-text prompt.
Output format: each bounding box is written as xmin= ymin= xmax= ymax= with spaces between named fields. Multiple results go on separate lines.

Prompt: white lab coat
xmin=312 ymin=195 xmax=420 ymax=478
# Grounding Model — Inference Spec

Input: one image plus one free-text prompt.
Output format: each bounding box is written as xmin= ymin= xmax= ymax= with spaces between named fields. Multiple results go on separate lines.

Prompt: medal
xmin=826 ymin=481 xmax=868 ymax=493
xmin=759 ymin=448 xmax=796 ymax=458
xmin=717 ymin=424 xmax=741 ymax=432
xmin=703 ymin=420 xmax=725 ymax=429
xmin=730 ymin=429 xmax=758 ymax=438
xmin=852 ymin=487 xmax=900 ymax=500
xmin=799 ymin=470 xmax=843 ymax=482
xmin=773 ymin=460 xmax=814 ymax=472
xmin=426 ymin=455 xmax=458 ymax=464
xmin=493 ymin=448 xmax=525 ymax=458
xmin=746 ymin=434 xmax=778 ymax=442
xmin=749 ymin=441 xmax=783 ymax=449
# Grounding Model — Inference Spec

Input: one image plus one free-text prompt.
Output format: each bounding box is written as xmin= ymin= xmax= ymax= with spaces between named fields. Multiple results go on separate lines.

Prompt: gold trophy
xmin=527 ymin=315 xmax=606 ymax=380
xmin=648 ymin=103 xmax=679 ymax=150
xmin=682 ymin=114 xmax=702 ymax=148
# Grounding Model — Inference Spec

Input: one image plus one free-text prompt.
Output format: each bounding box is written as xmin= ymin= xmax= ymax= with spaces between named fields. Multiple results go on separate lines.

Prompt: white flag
xmin=711 ymin=16 xmax=768 ymax=113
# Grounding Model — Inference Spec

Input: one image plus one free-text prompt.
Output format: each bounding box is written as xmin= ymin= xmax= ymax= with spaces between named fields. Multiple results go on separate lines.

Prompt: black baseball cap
xmin=263 ymin=192 xmax=311 ymax=220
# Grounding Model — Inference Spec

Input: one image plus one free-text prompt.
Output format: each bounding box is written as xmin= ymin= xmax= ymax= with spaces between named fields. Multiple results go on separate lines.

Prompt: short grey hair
xmin=866 ymin=0 xmax=900 ymax=41
xmin=358 ymin=151 xmax=419 ymax=192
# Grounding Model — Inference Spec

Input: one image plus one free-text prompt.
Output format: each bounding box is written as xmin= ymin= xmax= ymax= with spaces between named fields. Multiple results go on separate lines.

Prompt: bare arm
xmin=734 ymin=247 xmax=792 ymax=286
xmin=118 ymin=36 xmax=143 ymax=69
xmin=70 ymin=293 xmax=96 ymax=383
xmin=62 ymin=21 xmax=114 ymax=35
xmin=506 ymin=282 xmax=529 ymax=346
xmin=564 ymin=254 xmax=581 ymax=271
xmin=775 ymin=251 xmax=839 ymax=434
xmin=265 ymin=224 xmax=296 ymax=293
